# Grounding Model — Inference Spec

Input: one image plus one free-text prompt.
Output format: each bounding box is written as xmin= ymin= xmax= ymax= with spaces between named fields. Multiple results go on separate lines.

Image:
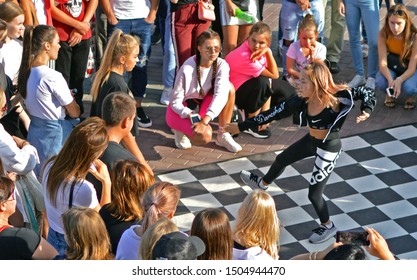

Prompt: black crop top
xmin=307 ymin=107 xmax=338 ymax=130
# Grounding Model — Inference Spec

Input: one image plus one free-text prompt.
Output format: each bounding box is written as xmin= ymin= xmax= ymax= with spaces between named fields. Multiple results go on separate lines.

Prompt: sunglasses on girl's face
xmin=388 ymin=9 xmax=406 ymax=16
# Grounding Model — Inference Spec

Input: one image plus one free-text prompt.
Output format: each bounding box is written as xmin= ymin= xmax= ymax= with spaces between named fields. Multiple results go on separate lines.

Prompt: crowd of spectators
xmin=0 ymin=0 xmax=415 ymax=260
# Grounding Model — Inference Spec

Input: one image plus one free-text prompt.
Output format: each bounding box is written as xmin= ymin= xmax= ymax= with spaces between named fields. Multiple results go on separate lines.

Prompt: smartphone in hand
xmin=190 ymin=113 xmax=201 ymax=124
xmin=386 ymin=87 xmax=394 ymax=97
xmin=336 ymin=230 xmax=370 ymax=246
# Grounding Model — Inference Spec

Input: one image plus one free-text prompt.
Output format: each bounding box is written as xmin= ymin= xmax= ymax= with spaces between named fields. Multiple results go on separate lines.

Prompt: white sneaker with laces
xmin=347 ymin=75 xmax=366 ymax=88
xmin=160 ymin=87 xmax=171 ymax=105
xmin=309 ymin=223 xmax=338 ymax=244
xmin=365 ymin=77 xmax=375 ymax=90
xmin=215 ymin=132 xmax=242 ymax=153
xmin=173 ymin=129 xmax=192 ymax=149
xmin=240 ymin=170 xmax=268 ymax=190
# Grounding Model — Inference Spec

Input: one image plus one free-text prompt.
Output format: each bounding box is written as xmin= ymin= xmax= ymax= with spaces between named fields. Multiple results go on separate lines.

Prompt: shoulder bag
xmin=232 ymin=0 xmax=249 ymax=12
xmin=198 ymin=0 xmax=216 ymax=22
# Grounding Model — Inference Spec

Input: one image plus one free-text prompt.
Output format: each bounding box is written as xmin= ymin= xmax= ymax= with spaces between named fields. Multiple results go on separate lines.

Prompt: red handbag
xmin=198 ymin=0 xmax=216 ymax=21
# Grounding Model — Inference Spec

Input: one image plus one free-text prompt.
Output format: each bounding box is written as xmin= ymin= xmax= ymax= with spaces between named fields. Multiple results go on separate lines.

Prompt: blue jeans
xmin=107 ymin=18 xmax=152 ymax=99
xmin=344 ymin=0 xmax=379 ymax=78
xmin=27 ymin=116 xmax=63 ymax=178
xmin=163 ymin=9 xmax=176 ymax=88
xmin=375 ymin=70 xmax=417 ymax=97
xmin=280 ymin=0 xmax=325 ymax=75
xmin=47 ymin=227 xmax=68 ymax=256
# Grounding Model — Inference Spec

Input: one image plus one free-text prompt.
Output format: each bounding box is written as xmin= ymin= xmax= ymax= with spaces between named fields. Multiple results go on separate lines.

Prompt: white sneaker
xmin=362 ymin=42 xmax=369 ymax=58
xmin=240 ymin=170 xmax=268 ymax=190
xmin=173 ymin=129 xmax=192 ymax=149
xmin=160 ymin=87 xmax=171 ymax=105
xmin=347 ymin=75 xmax=366 ymax=88
xmin=365 ymin=77 xmax=375 ymax=90
xmin=215 ymin=132 xmax=242 ymax=153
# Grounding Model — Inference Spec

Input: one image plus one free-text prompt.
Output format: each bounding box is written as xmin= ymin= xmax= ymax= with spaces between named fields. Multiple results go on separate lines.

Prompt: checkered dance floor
xmin=157 ymin=124 xmax=417 ymax=260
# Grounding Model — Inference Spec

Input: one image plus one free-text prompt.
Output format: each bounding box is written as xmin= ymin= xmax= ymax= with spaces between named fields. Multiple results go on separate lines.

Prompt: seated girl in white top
xmin=286 ymin=14 xmax=326 ymax=85
xmin=166 ymin=30 xmax=241 ymax=153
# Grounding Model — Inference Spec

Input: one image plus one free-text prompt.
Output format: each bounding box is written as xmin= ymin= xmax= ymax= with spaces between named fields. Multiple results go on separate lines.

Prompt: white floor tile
xmin=199 ymin=175 xmax=241 ymax=193
xmin=332 ymin=194 xmax=374 ymax=213
xmin=386 ymin=125 xmax=417 ymax=140
xmin=157 ymin=170 xmax=196 ymax=185
xmin=360 ymin=157 xmax=400 ymax=174
xmin=347 ymin=175 xmax=389 ymax=193
xmin=378 ymin=200 xmax=417 ymax=219
xmin=217 ymin=157 xmax=257 ymax=174
xmin=373 ymin=140 xmax=412 ymax=156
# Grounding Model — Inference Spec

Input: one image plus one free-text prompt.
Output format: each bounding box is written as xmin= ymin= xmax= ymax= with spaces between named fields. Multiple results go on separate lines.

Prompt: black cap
xmin=152 ymin=231 xmax=206 ymax=260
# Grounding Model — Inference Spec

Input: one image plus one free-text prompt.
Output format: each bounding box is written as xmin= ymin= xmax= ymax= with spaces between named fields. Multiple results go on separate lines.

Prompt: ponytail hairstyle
xmin=195 ymin=30 xmax=221 ymax=97
xmin=0 ymin=19 xmax=7 ymax=42
xmin=383 ymin=4 xmax=417 ymax=67
xmin=298 ymin=13 xmax=318 ymax=37
xmin=0 ymin=1 xmax=24 ymax=23
xmin=90 ymin=29 xmax=140 ymax=102
xmin=17 ymin=25 xmax=57 ymax=99
xmin=302 ymin=59 xmax=349 ymax=107
xmin=140 ymin=181 xmax=181 ymax=234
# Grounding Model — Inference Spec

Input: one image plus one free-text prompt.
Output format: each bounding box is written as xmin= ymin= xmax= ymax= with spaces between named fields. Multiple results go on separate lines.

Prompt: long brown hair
xmin=90 ymin=29 xmax=139 ymax=102
xmin=45 ymin=117 xmax=108 ymax=207
xmin=383 ymin=4 xmax=417 ymax=66
xmin=302 ymin=59 xmax=349 ymax=107
xmin=106 ymin=160 xmax=155 ymax=221
xmin=191 ymin=208 xmax=233 ymax=260
xmin=17 ymin=25 xmax=57 ymax=98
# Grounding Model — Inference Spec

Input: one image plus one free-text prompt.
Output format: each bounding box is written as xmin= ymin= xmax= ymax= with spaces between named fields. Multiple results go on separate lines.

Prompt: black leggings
xmin=263 ymin=133 xmax=342 ymax=223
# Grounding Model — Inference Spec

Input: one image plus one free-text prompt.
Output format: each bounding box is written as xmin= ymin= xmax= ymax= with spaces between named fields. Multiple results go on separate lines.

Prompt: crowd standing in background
xmin=0 ymin=0 xmax=415 ymax=261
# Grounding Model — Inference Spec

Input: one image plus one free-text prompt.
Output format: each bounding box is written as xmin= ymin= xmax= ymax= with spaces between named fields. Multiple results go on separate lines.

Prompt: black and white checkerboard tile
xmin=157 ymin=124 xmax=417 ymax=260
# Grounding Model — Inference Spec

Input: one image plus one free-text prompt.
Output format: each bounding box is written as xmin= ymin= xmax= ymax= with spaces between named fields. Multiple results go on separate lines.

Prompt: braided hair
xmin=195 ymin=30 xmax=221 ymax=97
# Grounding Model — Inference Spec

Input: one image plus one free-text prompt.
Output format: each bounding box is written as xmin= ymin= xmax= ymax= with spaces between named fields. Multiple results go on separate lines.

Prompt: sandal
xmin=404 ymin=101 xmax=416 ymax=110
xmin=384 ymin=99 xmax=396 ymax=108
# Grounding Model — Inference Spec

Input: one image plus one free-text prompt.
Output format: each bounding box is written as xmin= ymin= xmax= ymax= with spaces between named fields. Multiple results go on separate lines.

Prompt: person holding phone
xmin=166 ymin=30 xmax=242 ymax=153
xmin=375 ymin=4 xmax=417 ymax=109
xmin=291 ymin=228 xmax=396 ymax=260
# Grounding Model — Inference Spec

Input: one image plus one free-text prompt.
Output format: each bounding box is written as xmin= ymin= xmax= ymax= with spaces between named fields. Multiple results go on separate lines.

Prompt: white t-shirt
xmin=0 ymin=39 xmax=23 ymax=85
xmin=25 ymin=65 xmax=74 ymax=120
xmin=232 ymin=246 xmax=276 ymax=260
xmin=287 ymin=40 xmax=327 ymax=72
xmin=110 ymin=0 xmax=150 ymax=19
xmin=32 ymin=0 xmax=47 ymax=25
xmin=116 ymin=225 xmax=142 ymax=260
xmin=42 ymin=162 xmax=99 ymax=234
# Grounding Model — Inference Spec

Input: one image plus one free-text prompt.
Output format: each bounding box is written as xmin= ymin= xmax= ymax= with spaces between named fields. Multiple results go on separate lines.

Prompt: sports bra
xmin=307 ymin=107 xmax=338 ymax=130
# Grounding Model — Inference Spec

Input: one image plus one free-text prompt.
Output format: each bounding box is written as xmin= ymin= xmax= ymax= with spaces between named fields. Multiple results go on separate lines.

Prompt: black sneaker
xmin=325 ymin=59 xmax=340 ymax=74
xmin=151 ymin=28 xmax=161 ymax=45
xmin=243 ymin=126 xmax=271 ymax=139
xmin=136 ymin=107 xmax=152 ymax=128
